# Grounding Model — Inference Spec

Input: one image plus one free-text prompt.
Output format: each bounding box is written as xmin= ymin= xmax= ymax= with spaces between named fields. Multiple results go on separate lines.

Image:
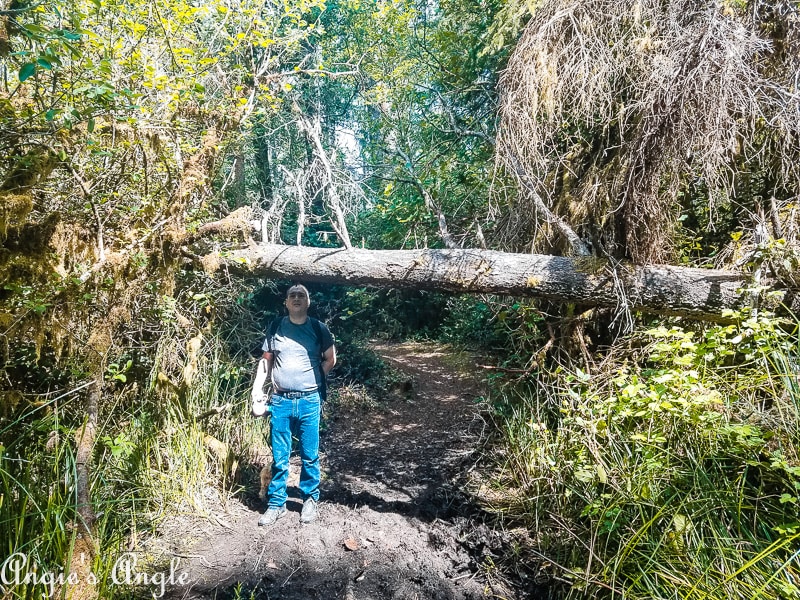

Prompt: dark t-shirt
xmin=262 ymin=318 xmax=334 ymax=392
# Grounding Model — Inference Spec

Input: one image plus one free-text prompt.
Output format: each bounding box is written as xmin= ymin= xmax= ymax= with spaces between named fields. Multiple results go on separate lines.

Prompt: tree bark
xmin=217 ymin=244 xmax=752 ymax=319
xmin=65 ymin=376 xmax=101 ymax=600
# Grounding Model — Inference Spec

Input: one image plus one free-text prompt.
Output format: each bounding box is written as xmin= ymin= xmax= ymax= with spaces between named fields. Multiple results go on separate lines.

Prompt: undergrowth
xmin=0 ymin=282 xmax=272 ymax=598
xmin=490 ymin=310 xmax=800 ymax=599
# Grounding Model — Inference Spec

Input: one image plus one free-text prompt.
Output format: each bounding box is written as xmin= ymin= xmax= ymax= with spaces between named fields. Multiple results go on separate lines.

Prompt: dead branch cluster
xmin=496 ymin=0 xmax=800 ymax=264
xmin=258 ymin=113 xmax=364 ymax=248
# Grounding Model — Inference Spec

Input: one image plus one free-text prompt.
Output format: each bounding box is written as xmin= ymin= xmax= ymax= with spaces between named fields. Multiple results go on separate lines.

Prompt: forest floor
xmin=139 ymin=341 xmax=544 ymax=600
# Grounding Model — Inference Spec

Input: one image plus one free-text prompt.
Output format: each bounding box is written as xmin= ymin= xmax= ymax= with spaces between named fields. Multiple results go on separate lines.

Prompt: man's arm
xmin=321 ymin=345 xmax=336 ymax=376
xmin=251 ymin=352 xmax=274 ymax=400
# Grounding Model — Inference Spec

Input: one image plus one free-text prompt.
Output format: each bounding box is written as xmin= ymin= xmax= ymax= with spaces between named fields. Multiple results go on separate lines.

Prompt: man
xmin=251 ymin=284 xmax=336 ymax=526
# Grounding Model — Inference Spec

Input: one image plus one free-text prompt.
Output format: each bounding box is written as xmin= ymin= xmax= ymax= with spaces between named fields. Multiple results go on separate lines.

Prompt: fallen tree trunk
xmin=214 ymin=244 xmax=757 ymax=319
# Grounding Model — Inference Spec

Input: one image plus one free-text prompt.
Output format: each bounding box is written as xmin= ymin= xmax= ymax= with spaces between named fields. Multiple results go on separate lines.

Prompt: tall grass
xmin=1 ymin=404 xmax=84 ymax=599
xmin=491 ymin=311 xmax=800 ymax=599
xmin=0 ymin=320 xmax=269 ymax=598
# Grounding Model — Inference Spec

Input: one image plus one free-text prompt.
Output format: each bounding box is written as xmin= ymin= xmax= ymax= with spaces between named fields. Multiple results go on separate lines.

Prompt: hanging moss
xmin=0 ymin=149 xmax=58 ymax=193
xmin=2 ymin=211 xmax=60 ymax=253
xmin=200 ymin=253 xmax=222 ymax=274
xmin=0 ymin=192 xmax=33 ymax=240
xmin=49 ymin=220 xmax=97 ymax=275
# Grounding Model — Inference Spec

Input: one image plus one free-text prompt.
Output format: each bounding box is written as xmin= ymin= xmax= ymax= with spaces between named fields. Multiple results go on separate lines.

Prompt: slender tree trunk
xmin=254 ymin=133 xmax=273 ymax=201
xmin=214 ymin=243 xmax=753 ymax=319
xmin=65 ymin=375 xmax=102 ymax=600
xmin=75 ymin=380 xmax=99 ymax=532
xmin=234 ymin=153 xmax=245 ymax=201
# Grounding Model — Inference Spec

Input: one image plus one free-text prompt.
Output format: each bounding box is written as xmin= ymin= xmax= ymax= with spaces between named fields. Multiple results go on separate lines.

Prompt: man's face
xmin=285 ymin=287 xmax=309 ymax=313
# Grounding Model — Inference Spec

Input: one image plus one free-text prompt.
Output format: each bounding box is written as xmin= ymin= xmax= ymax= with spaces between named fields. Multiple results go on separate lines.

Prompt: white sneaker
xmin=258 ymin=505 xmax=286 ymax=526
xmin=300 ymin=498 xmax=318 ymax=524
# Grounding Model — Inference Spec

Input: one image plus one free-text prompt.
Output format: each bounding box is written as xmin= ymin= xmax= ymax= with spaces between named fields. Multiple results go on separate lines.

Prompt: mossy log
xmin=215 ymin=244 xmax=757 ymax=319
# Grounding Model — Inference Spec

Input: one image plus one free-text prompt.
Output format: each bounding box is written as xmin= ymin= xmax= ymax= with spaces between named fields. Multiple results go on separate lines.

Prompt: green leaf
xmin=19 ymin=63 xmax=37 ymax=82
xmin=595 ymin=463 xmax=607 ymax=484
xmin=88 ymin=118 xmax=95 ymax=133
xmin=672 ymin=514 xmax=692 ymax=533
xmin=21 ymin=25 xmax=51 ymax=43
xmin=37 ymin=58 xmax=53 ymax=70
xmin=63 ymin=41 xmax=82 ymax=59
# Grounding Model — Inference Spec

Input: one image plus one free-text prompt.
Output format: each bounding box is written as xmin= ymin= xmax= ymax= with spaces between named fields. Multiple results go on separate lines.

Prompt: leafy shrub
xmin=491 ymin=311 xmax=800 ymax=599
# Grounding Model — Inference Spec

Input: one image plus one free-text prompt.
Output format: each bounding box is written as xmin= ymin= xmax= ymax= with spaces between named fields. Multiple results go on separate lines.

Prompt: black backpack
xmin=266 ymin=316 xmax=328 ymax=402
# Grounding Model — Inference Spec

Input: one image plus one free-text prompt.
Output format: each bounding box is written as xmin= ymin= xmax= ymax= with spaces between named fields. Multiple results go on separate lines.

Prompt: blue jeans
xmin=267 ymin=391 xmax=321 ymax=507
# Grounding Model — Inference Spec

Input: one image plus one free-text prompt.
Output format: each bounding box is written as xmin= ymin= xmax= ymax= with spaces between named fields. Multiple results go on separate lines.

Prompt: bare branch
xmin=395 ymin=148 xmax=459 ymax=249
xmin=508 ymin=154 xmax=590 ymax=256
xmin=66 ymin=163 xmax=106 ymax=262
xmin=297 ymin=114 xmax=353 ymax=249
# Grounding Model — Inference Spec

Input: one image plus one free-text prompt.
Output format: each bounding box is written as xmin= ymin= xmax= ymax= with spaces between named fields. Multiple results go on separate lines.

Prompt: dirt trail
xmin=150 ymin=342 xmax=522 ymax=600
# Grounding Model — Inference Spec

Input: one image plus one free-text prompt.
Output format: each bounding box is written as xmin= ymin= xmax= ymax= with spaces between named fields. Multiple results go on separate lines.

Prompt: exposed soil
xmin=142 ymin=342 xmax=537 ymax=600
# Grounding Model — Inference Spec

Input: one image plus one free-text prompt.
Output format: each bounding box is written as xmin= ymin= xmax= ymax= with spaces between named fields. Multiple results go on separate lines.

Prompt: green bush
xmin=492 ymin=311 xmax=800 ymax=599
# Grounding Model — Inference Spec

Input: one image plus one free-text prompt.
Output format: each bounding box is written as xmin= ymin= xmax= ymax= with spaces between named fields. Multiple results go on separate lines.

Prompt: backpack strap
xmin=309 ymin=317 xmax=328 ymax=403
xmin=266 ymin=316 xmax=284 ymax=353
xmin=309 ymin=317 xmax=324 ymax=355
